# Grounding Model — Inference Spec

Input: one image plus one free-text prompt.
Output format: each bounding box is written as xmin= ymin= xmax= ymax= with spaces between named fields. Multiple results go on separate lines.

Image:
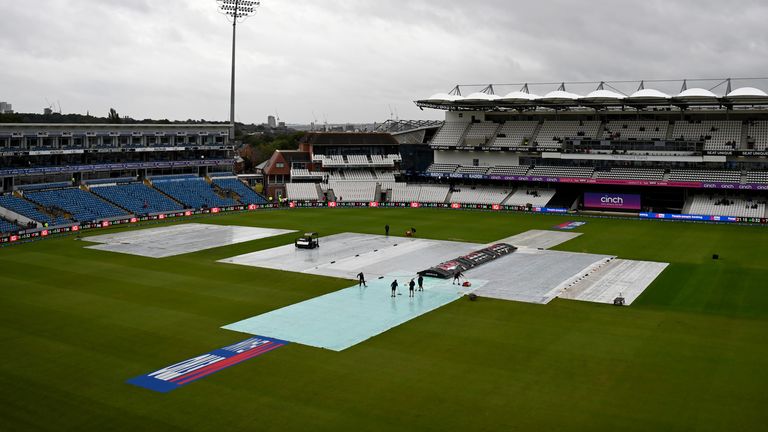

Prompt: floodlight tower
xmin=216 ymin=0 xmax=260 ymax=141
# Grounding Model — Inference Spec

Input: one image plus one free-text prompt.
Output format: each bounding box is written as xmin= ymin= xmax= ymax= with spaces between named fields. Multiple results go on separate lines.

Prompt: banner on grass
xmin=127 ymin=336 xmax=287 ymax=393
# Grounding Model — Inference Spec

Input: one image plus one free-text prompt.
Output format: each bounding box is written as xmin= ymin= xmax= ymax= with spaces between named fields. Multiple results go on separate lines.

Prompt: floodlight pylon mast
xmin=229 ymin=6 xmax=237 ymax=141
xmin=216 ymin=0 xmax=260 ymax=142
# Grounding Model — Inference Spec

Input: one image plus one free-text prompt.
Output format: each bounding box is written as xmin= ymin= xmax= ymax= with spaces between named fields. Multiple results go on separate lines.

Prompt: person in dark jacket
xmin=408 ymin=279 xmax=416 ymax=297
xmin=357 ymin=272 xmax=367 ymax=287
xmin=391 ymin=279 xmax=398 ymax=297
xmin=417 ymin=275 xmax=424 ymax=291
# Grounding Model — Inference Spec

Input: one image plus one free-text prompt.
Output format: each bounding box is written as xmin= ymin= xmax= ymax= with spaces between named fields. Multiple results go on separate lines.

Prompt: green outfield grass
xmin=1 ymin=208 xmax=767 ymax=431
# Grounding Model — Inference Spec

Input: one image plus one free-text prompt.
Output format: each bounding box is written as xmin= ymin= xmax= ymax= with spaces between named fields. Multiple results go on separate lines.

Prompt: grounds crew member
xmin=385 ymin=224 xmax=390 ymax=236
xmin=357 ymin=272 xmax=367 ymax=287
xmin=453 ymin=270 xmax=464 ymax=285
xmin=391 ymin=279 xmax=398 ymax=297
xmin=417 ymin=275 xmax=424 ymax=291
xmin=409 ymin=279 xmax=416 ymax=297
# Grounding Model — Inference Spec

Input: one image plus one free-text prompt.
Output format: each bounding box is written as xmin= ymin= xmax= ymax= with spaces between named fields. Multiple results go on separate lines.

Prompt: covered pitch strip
xmin=83 ymin=223 xmax=295 ymax=258
xmin=220 ymin=231 xmax=668 ymax=350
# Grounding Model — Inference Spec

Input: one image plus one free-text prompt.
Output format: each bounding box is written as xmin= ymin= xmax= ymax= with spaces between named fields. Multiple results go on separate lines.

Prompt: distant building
xmin=0 ymin=102 xmax=12 ymax=114
xmin=43 ymin=107 xmax=53 ymax=115
xmin=267 ymin=115 xmax=276 ymax=128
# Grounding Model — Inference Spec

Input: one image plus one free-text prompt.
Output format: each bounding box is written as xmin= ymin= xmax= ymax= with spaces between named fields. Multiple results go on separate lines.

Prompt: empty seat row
xmin=25 ymin=188 xmax=128 ymax=222
xmin=153 ymin=178 xmax=238 ymax=209
xmin=212 ymin=177 xmax=267 ymax=205
xmin=91 ymin=183 xmax=184 ymax=215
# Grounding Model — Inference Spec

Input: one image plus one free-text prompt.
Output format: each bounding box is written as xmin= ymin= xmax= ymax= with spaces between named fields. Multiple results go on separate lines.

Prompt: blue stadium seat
xmin=212 ymin=177 xmax=267 ymax=205
xmin=25 ymin=188 xmax=129 ymax=222
xmin=0 ymin=218 xmax=21 ymax=234
xmin=90 ymin=183 xmax=184 ymax=215
xmin=0 ymin=194 xmax=73 ymax=226
xmin=152 ymin=178 xmax=238 ymax=209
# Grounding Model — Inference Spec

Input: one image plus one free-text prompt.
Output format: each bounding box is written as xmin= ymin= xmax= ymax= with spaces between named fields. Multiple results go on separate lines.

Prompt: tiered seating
xmin=490 ymin=121 xmax=539 ymax=148
xmin=688 ymin=195 xmax=766 ymax=218
xmin=426 ymin=163 xmax=459 ymax=174
xmin=528 ymin=166 xmax=595 ymax=178
xmin=346 ymin=154 xmax=371 ymax=165
xmin=419 ymin=185 xmax=450 ymax=203
xmin=90 ymin=183 xmax=183 ymax=215
xmin=668 ymin=170 xmax=741 ymax=183
xmin=0 ymin=194 xmax=72 ymax=225
xmin=286 ymin=183 xmax=321 ymax=201
xmin=212 ymin=177 xmax=267 ymax=205
xmin=747 ymin=121 xmax=768 ymax=150
xmin=329 ymin=182 xmax=376 ymax=202
xmin=503 ymin=189 xmax=556 ymax=207
xmin=487 ymin=165 xmax=531 ymax=176
xmin=535 ymin=121 xmax=601 ymax=149
xmin=25 ymin=188 xmax=128 ymax=222
xmin=374 ymin=171 xmax=396 ymax=182
xmin=450 ymin=186 xmax=511 ymax=205
xmin=455 ymin=166 xmax=490 ymax=175
xmin=602 ymin=121 xmax=669 ymax=141
xmin=153 ymin=178 xmax=237 ymax=209
xmin=390 ymin=183 xmax=422 ymax=202
xmin=430 ymin=122 xmax=470 ymax=147
xmin=745 ymin=171 xmax=768 ymax=184
xmin=595 ymin=168 xmax=665 ymax=180
xmin=461 ymin=122 xmax=499 ymax=146
xmin=389 ymin=184 xmax=450 ymax=203
xmin=671 ymin=121 xmax=741 ymax=150
xmin=0 ymin=218 xmax=21 ymax=234
xmin=328 ymin=170 xmax=376 ymax=181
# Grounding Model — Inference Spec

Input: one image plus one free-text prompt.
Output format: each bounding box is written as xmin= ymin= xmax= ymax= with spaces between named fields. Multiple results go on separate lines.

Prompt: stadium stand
xmin=503 ymin=189 xmax=556 ymax=207
xmin=430 ymin=122 xmax=470 ymax=147
xmin=671 ymin=120 xmax=742 ymax=150
xmin=0 ymin=217 xmax=21 ymax=234
xmin=668 ymin=169 xmax=741 ymax=183
xmin=0 ymin=194 xmax=72 ymax=226
xmin=462 ymin=121 xmax=499 ymax=146
xmin=211 ymin=177 xmax=267 ymax=205
xmin=602 ymin=120 xmax=669 ymax=141
xmin=747 ymin=121 xmax=768 ymax=150
xmin=82 ymin=177 xmax=137 ymax=186
xmin=490 ymin=121 xmax=539 ymax=148
xmin=595 ymin=167 xmax=666 ymax=180
xmin=389 ymin=183 xmax=449 ymax=203
xmin=329 ymin=182 xmax=377 ymax=202
xmin=286 ymin=183 xmax=322 ymax=201
xmin=455 ymin=165 xmax=491 ymax=175
xmin=25 ymin=188 xmax=128 ymax=222
xmin=687 ymin=195 xmax=766 ymax=218
xmin=745 ymin=171 xmax=768 ymax=184
xmin=487 ymin=165 xmax=531 ymax=176
xmin=450 ymin=186 xmax=511 ymax=205
xmin=528 ymin=165 xmax=595 ymax=178
xmin=90 ymin=183 xmax=183 ymax=215
xmin=426 ymin=163 xmax=459 ymax=174
xmin=534 ymin=121 xmax=601 ymax=149
xmin=152 ymin=177 xmax=238 ymax=209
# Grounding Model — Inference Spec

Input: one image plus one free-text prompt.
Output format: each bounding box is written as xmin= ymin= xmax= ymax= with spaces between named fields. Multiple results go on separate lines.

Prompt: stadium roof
xmin=416 ymin=78 xmax=768 ymax=111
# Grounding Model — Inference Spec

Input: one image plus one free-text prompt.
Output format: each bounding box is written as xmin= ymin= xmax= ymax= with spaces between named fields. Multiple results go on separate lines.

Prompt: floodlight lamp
xmin=217 ymin=0 xmax=260 ymax=22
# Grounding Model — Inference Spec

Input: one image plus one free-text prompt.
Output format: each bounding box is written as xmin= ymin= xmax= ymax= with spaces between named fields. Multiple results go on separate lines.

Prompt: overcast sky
xmin=1 ymin=0 xmax=766 ymax=124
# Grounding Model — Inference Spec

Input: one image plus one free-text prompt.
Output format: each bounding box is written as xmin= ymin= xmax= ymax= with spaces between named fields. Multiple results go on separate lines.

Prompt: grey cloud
xmin=0 ymin=0 xmax=766 ymax=123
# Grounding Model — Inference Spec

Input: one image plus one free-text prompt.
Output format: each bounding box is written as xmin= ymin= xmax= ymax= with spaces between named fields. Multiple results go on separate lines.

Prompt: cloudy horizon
xmin=1 ymin=0 xmax=766 ymax=124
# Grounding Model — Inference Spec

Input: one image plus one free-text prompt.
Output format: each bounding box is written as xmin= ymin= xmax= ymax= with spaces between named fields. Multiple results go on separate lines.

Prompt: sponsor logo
xmin=369 ymin=201 xmax=379 ymax=207
xmin=130 ymin=218 xmax=138 ymax=223
xmin=211 ymin=207 xmax=220 ymax=214
xmin=127 ymin=336 xmax=287 ymax=393
xmin=101 ymin=221 xmax=110 ymax=228
xmin=451 ymin=203 xmax=461 ymax=209
xmin=410 ymin=202 xmax=420 ymax=208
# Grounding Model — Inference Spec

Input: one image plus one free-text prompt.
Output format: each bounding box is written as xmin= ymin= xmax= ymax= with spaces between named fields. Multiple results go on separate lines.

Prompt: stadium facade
xmin=3 ymin=78 xmax=768 ymax=243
